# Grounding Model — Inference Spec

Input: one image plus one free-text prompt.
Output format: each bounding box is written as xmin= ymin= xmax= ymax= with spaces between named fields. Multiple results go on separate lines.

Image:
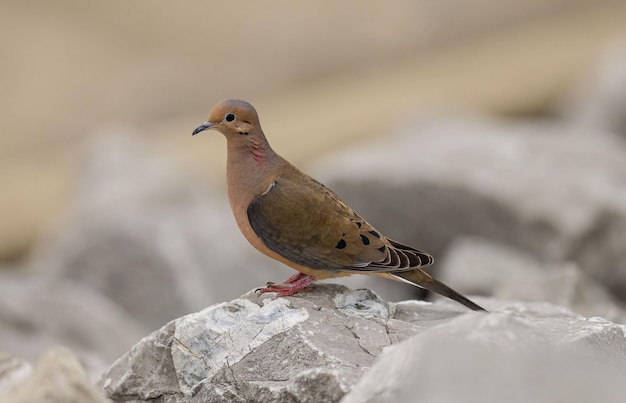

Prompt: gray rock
xmin=439 ymin=236 xmax=626 ymax=323
xmin=342 ymin=307 xmax=626 ymax=403
xmin=0 ymin=347 xmax=110 ymax=403
xmin=0 ymin=353 xmax=32 ymax=398
xmin=0 ymin=273 xmax=145 ymax=377
xmin=311 ymin=118 xmax=626 ymax=299
xmin=99 ymin=285 xmax=626 ymax=403
xmin=98 ymin=285 xmax=473 ymax=402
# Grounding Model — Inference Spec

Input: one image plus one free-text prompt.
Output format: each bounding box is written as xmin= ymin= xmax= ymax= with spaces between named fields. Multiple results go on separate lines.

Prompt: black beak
xmin=192 ymin=121 xmax=214 ymax=136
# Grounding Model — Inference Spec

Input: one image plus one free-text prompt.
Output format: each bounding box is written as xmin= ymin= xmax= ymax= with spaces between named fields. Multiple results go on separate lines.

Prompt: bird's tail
xmin=392 ymin=270 xmax=487 ymax=312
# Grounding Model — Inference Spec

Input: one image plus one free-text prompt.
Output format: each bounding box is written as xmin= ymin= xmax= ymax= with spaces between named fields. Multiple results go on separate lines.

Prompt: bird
xmin=193 ymin=99 xmax=486 ymax=311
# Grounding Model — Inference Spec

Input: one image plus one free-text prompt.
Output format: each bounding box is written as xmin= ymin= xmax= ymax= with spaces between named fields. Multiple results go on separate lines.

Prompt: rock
xmin=0 ymin=353 xmax=32 ymax=398
xmin=311 ymin=117 xmax=626 ymax=299
xmin=0 ymin=347 xmax=110 ymax=403
xmin=439 ymin=236 xmax=626 ymax=323
xmin=99 ymin=284 xmax=626 ymax=403
xmin=342 ymin=308 xmax=626 ymax=403
xmin=0 ymin=273 xmax=145 ymax=377
xmin=99 ymin=285 xmax=475 ymax=402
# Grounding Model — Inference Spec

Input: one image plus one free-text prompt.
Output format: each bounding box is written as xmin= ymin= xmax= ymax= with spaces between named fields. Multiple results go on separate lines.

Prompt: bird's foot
xmin=256 ymin=274 xmax=316 ymax=296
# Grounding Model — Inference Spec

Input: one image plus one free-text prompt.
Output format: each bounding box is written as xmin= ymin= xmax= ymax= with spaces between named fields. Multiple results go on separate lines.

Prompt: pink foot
xmin=257 ymin=274 xmax=316 ymax=296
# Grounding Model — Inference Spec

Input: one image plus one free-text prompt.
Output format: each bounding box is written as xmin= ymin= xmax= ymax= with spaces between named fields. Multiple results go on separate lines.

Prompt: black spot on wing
xmin=360 ymin=234 xmax=370 ymax=245
xmin=336 ymin=239 xmax=347 ymax=249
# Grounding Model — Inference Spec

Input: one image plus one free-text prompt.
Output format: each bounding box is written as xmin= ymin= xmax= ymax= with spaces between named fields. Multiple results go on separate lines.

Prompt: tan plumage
xmin=193 ymin=99 xmax=485 ymax=311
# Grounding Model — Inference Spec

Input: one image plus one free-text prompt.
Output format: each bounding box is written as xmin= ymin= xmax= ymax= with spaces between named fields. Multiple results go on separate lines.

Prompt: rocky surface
xmin=98 ymin=285 xmax=626 ymax=403
xmin=98 ymin=285 xmax=435 ymax=402
xmin=342 ymin=305 xmax=626 ymax=403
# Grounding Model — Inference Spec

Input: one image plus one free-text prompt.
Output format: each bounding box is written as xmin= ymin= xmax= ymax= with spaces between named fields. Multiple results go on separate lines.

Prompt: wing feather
xmin=247 ymin=175 xmax=433 ymax=274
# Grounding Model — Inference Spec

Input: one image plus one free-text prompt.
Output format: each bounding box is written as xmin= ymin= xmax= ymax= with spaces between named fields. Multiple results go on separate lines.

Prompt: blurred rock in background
xmin=0 ymin=348 xmax=109 ymax=403
xmin=438 ymin=236 xmax=626 ymax=323
xmin=563 ymin=38 xmax=626 ymax=137
xmin=28 ymin=134 xmax=279 ymax=330
xmin=2 ymin=0 xmax=626 ymax=399
xmin=312 ymin=115 xmax=626 ymax=300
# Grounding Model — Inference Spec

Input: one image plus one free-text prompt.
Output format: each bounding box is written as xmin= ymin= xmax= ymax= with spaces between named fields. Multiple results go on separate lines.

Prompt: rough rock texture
xmin=342 ymin=308 xmax=626 ymax=403
xmin=99 ymin=285 xmax=475 ymax=402
xmin=312 ymin=118 xmax=626 ymax=299
xmin=99 ymin=285 xmax=626 ymax=403
xmin=0 ymin=347 xmax=110 ymax=403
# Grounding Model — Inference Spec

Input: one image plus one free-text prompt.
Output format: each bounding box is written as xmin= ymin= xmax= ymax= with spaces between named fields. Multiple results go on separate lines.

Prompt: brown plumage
xmin=193 ymin=99 xmax=486 ymax=311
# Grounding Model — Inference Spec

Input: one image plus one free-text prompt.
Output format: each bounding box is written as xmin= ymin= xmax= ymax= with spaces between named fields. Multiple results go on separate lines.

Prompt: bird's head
xmin=192 ymin=99 xmax=261 ymax=138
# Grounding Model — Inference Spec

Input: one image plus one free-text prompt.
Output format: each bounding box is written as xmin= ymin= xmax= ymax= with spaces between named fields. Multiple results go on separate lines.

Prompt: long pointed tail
xmin=393 ymin=271 xmax=487 ymax=311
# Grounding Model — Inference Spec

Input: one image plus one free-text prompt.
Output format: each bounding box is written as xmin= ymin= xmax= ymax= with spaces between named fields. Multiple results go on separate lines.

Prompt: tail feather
xmin=394 ymin=271 xmax=487 ymax=312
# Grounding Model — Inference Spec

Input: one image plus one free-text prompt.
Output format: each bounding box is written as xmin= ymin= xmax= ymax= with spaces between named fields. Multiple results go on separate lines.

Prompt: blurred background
xmin=2 ymin=0 xmax=626 ymax=376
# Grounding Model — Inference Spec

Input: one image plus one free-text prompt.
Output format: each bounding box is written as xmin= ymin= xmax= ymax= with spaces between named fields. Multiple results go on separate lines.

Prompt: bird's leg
xmin=257 ymin=274 xmax=316 ymax=296
xmin=263 ymin=271 xmax=307 ymax=287
xmin=283 ymin=272 xmax=308 ymax=284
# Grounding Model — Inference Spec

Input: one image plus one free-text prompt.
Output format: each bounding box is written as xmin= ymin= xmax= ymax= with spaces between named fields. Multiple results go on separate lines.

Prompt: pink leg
xmin=284 ymin=272 xmax=308 ymax=284
xmin=258 ymin=274 xmax=317 ymax=296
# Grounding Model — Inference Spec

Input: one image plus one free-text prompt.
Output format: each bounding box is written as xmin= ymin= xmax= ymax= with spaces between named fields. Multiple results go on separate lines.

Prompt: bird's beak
xmin=192 ymin=121 xmax=215 ymax=136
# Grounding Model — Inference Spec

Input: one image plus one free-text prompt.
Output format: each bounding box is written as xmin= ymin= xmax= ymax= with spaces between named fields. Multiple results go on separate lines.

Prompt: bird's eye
xmin=225 ymin=113 xmax=236 ymax=122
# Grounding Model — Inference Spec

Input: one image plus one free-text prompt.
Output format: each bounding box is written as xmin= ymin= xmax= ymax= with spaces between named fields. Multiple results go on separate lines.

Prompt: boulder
xmin=99 ymin=285 xmax=476 ymax=402
xmin=342 ymin=307 xmax=626 ymax=403
xmin=98 ymin=285 xmax=626 ymax=403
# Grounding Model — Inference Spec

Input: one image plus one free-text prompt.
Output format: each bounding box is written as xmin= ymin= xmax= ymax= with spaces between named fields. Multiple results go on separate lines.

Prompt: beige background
xmin=2 ymin=0 xmax=626 ymax=261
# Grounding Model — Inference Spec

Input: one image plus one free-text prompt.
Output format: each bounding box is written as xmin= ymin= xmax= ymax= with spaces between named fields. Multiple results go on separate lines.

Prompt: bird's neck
xmin=226 ymin=132 xmax=276 ymax=167
xmin=226 ymin=133 xmax=282 ymax=212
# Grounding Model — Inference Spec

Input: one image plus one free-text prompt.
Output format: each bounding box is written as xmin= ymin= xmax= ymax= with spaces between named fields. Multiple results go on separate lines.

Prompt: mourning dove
xmin=193 ymin=99 xmax=486 ymax=311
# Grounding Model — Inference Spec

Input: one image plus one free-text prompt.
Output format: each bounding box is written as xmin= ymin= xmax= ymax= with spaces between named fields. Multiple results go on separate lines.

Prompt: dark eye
xmin=225 ymin=113 xmax=236 ymax=122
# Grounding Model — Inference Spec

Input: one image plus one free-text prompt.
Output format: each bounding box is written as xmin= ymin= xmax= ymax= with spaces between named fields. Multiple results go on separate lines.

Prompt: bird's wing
xmin=247 ymin=175 xmax=433 ymax=273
